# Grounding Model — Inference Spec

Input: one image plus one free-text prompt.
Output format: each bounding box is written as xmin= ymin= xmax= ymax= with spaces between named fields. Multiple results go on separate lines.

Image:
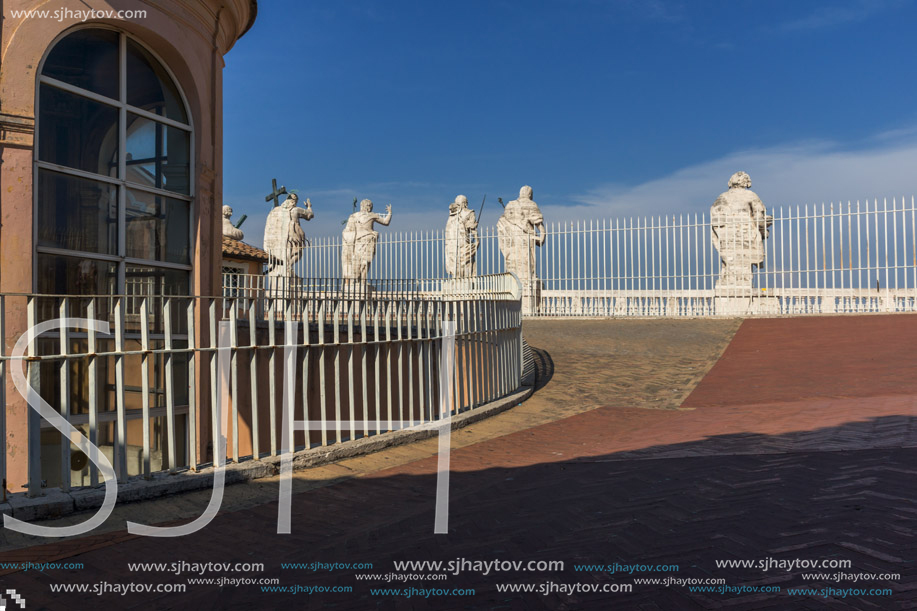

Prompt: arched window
xmin=35 ymin=27 xmax=192 ymax=297
xmin=33 ymin=28 xmax=193 ymax=485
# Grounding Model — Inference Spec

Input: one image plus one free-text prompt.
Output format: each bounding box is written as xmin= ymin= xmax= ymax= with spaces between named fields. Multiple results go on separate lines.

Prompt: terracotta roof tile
xmin=222 ymin=236 xmax=269 ymax=262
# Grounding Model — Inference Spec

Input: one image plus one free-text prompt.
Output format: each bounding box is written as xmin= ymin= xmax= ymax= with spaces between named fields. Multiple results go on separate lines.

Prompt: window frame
xmin=33 ymin=25 xmax=195 ymax=296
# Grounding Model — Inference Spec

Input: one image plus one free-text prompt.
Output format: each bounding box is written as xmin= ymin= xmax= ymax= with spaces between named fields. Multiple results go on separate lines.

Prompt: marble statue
xmin=710 ymin=171 xmax=772 ymax=292
xmin=444 ymin=195 xmax=479 ymax=278
xmin=263 ymin=193 xmax=314 ymax=278
xmin=497 ymin=186 xmax=546 ymax=313
xmin=498 ymin=185 xmax=545 ymax=282
xmin=341 ymin=199 xmax=392 ymax=281
xmin=222 ymin=205 xmax=244 ymax=240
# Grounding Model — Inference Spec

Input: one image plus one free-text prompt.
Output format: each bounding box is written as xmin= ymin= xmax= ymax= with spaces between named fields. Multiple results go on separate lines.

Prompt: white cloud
xmin=567 ymin=134 xmax=917 ymax=223
xmin=226 ymin=128 xmax=917 ymax=248
xmin=773 ymin=0 xmax=900 ymax=33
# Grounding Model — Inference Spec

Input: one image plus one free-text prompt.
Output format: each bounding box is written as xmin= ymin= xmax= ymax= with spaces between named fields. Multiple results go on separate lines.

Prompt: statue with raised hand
xmin=341 ymin=199 xmax=392 ymax=281
xmin=263 ymin=193 xmax=314 ymax=278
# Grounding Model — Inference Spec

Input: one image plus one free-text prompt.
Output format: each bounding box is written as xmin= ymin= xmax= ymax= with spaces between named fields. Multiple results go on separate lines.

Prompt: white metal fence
xmin=0 ymin=273 xmax=523 ymax=496
xmin=292 ymin=197 xmax=917 ymax=316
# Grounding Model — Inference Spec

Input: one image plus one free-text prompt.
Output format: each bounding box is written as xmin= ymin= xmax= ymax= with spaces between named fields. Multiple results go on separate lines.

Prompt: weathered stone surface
xmin=221 ymin=205 xmax=244 ymax=240
xmin=497 ymin=186 xmax=546 ymax=312
xmin=341 ymin=199 xmax=392 ymax=281
xmin=713 ymin=295 xmax=781 ymax=316
xmin=68 ymin=487 xmax=109 ymax=512
xmin=444 ymin=195 xmax=478 ymax=278
xmin=711 ymin=171 xmax=772 ymax=294
xmin=0 ymin=386 xmax=530 ymax=524
xmin=263 ymin=194 xmax=314 ymax=278
xmin=7 ymin=489 xmax=73 ymax=522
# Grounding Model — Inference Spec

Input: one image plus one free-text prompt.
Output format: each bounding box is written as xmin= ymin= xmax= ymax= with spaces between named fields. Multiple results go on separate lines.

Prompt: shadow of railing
xmin=3 ymin=412 xmax=915 ymax=609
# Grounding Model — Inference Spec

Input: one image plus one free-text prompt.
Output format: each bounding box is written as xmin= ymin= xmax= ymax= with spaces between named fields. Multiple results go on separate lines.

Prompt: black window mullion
xmin=118 ymin=32 xmax=128 ymax=294
xmin=37 ymin=28 xmax=192 ymax=299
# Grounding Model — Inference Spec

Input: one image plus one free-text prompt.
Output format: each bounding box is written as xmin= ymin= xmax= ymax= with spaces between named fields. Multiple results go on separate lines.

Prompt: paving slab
xmin=2 ymin=316 xmax=914 ymax=609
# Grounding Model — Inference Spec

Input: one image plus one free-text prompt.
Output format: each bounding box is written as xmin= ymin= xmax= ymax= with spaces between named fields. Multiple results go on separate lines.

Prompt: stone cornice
xmin=0 ymin=112 xmax=34 ymax=148
xmin=135 ymin=0 xmax=257 ymax=55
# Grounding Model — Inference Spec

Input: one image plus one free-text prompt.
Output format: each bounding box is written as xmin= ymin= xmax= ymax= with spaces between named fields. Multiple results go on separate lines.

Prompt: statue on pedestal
xmin=263 ymin=193 xmax=314 ymax=279
xmin=444 ymin=195 xmax=478 ymax=278
xmin=710 ymin=171 xmax=772 ymax=292
xmin=222 ymin=205 xmax=244 ymax=240
xmin=341 ymin=199 xmax=392 ymax=282
xmin=497 ymin=186 xmax=546 ymax=309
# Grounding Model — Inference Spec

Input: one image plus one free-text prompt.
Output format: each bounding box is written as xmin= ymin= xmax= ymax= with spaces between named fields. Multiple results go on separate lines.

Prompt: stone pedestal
xmin=267 ymin=275 xmax=303 ymax=300
xmin=665 ymin=297 xmax=679 ymax=316
xmin=521 ymin=279 xmax=542 ymax=316
xmin=714 ymin=290 xmax=780 ymax=316
xmin=441 ymin=277 xmax=479 ymax=296
xmin=340 ymin=278 xmax=374 ymax=300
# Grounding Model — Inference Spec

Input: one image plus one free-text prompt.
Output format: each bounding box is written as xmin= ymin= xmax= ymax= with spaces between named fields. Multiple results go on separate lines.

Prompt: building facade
xmin=0 ymin=0 xmax=257 ymax=491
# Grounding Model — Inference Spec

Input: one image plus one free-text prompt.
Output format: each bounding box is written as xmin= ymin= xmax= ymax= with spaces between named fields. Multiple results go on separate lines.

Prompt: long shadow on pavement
xmin=1 ymin=414 xmax=914 ymax=610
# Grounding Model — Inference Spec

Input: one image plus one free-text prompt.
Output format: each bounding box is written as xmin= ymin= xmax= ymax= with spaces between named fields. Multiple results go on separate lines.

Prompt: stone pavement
xmin=2 ymin=315 xmax=916 ymax=609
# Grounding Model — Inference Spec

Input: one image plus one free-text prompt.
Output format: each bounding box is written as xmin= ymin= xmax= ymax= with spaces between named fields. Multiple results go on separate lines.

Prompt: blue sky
xmin=222 ymin=0 xmax=917 ymax=246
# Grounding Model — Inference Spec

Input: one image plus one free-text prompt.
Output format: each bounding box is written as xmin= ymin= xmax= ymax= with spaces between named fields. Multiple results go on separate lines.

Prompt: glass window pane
xmin=37 ymin=169 xmax=118 ymax=255
xmin=126 ymin=114 xmax=190 ymax=195
xmin=36 ymin=337 xmax=113 ymax=417
xmin=36 ymin=254 xmax=117 ymax=296
xmin=126 ymin=265 xmax=190 ymax=297
xmin=41 ymin=29 xmax=119 ymax=100
xmin=39 ymin=84 xmax=118 ymax=176
xmin=125 ymin=189 xmax=190 ymax=264
xmin=32 ymin=294 xmax=115 ymax=327
xmin=126 ymin=39 xmax=188 ymax=124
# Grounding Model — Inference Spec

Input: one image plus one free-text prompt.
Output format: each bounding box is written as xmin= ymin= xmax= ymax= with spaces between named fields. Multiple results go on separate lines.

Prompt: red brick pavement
xmin=2 ymin=315 xmax=917 ymax=610
xmin=683 ymin=314 xmax=917 ymax=407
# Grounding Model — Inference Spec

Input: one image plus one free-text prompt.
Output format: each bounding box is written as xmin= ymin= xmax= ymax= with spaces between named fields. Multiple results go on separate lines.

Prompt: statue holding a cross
xmin=262 ymin=179 xmax=314 ymax=279
xmin=265 ymin=178 xmax=287 ymax=207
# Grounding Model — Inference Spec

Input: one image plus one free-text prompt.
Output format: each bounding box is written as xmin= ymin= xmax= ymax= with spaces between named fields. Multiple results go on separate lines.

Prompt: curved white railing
xmin=0 ymin=275 xmax=524 ymax=497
